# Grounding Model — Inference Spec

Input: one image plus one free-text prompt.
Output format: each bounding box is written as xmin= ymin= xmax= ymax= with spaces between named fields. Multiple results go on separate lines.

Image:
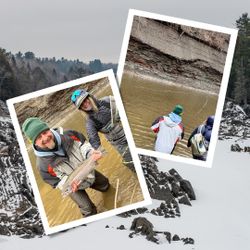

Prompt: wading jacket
xmin=151 ymin=113 xmax=184 ymax=154
xmin=84 ymin=96 xmax=120 ymax=149
xmin=34 ymin=129 xmax=94 ymax=189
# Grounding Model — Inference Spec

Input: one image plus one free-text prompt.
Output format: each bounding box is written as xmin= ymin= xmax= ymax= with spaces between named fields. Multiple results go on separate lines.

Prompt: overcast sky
xmin=1 ymin=0 xmax=249 ymax=63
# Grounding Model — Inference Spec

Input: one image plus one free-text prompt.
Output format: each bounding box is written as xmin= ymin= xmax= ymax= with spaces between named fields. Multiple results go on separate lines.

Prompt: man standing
xmin=151 ymin=104 xmax=184 ymax=154
xmin=187 ymin=115 xmax=214 ymax=161
xmin=22 ymin=117 xmax=110 ymax=217
xmin=71 ymin=89 xmax=135 ymax=172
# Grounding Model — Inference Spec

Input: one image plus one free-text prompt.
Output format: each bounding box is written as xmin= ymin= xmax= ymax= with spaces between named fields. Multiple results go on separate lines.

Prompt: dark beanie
xmin=22 ymin=117 xmax=50 ymax=144
xmin=173 ymin=105 xmax=183 ymax=116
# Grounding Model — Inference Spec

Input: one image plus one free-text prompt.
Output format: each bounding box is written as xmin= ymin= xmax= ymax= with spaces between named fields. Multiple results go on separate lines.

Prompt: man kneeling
xmin=22 ymin=117 xmax=110 ymax=217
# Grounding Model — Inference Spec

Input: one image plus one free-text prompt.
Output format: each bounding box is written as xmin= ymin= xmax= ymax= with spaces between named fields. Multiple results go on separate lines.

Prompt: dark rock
xmin=171 ymin=181 xmax=180 ymax=197
xmin=129 ymin=232 xmax=135 ymax=238
xmin=117 ymin=225 xmax=126 ymax=230
xmin=130 ymin=217 xmax=154 ymax=235
xmin=183 ymin=237 xmax=195 ymax=244
xmin=178 ymin=194 xmax=192 ymax=206
xmin=169 ymin=169 xmax=183 ymax=182
xmin=105 ymin=225 xmax=109 ymax=228
xmin=160 ymin=202 xmax=166 ymax=210
xmin=0 ymin=225 xmax=11 ymax=236
xmin=180 ymin=179 xmax=196 ymax=200
xmin=150 ymin=209 xmax=158 ymax=215
xmin=172 ymin=234 xmax=180 ymax=241
xmin=146 ymin=232 xmax=159 ymax=244
xmin=136 ymin=207 xmax=148 ymax=214
xmin=164 ymin=231 xmax=171 ymax=243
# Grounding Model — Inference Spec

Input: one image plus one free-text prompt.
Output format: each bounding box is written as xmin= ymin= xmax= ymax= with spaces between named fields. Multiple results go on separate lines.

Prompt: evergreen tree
xmin=229 ymin=13 xmax=250 ymax=105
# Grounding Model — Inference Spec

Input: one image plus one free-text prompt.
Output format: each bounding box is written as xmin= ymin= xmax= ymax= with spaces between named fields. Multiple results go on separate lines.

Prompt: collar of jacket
xmin=168 ymin=112 xmax=182 ymax=124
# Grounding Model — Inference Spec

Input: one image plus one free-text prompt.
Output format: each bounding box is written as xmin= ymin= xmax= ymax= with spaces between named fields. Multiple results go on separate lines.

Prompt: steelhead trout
xmin=61 ymin=148 xmax=106 ymax=197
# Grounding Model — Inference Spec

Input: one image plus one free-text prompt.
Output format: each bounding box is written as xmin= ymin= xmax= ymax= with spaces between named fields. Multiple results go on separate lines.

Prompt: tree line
xmin=227 ymin=13 xmax=250 ymax=113
xmin=0 ymin=50 xmax=117 ymax=101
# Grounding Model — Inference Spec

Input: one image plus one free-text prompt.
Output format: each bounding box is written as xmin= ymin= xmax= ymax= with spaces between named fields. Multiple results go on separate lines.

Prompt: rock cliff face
xmin=0 ymin=101 xmax=43 ymax=238
xmin=219 ymin=101 xmax=250 ymax=139
xmin=124 ymin=17 xmax=230 ymax=94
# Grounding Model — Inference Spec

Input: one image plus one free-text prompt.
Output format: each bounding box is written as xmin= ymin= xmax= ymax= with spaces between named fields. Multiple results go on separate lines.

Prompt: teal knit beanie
xmin=173 ymin=105 xmax=183 ymax=116
xmin=22 ymin=117 xmax=50 ymax=144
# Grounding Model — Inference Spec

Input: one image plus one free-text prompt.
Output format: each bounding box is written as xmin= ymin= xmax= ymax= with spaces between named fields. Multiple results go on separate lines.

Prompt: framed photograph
xmin=7 ymin=69 xmax=151 ymax=235
xmin=117 ymin=9 xmax=238 ymax=168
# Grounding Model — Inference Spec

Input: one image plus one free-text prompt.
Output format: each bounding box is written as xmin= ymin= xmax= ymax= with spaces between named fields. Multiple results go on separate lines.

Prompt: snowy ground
xmin=1 ymin=139 xmax=250 ymax=249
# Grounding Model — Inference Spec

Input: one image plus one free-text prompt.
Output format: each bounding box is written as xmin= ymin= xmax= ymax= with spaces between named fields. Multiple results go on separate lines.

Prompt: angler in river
xmin=187 ymin=115 xmax=214 ymax=161
xmin=71 ymin=89 xmax=135 ymax=172
xmin=151 ymin=104 xmax=185 ymax=154
xmin=22 ymin=117 xmax=110 ymax=217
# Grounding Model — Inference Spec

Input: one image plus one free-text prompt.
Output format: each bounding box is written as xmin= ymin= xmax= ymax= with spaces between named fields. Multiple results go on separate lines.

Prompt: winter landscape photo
xmin=118 ymin=10 xmax=237 ymax=167
xmin=0 ymin=0 xmax=250 ymax=249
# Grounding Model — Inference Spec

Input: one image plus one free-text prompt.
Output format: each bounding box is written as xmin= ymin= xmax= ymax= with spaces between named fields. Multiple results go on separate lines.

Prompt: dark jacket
xmin=85 ymin=96 xmax=118 ymax=149
xmin=187 ymin=124 xmax=212 ymax=148
xmin=35 ymin=129 xmax=92 ymax=188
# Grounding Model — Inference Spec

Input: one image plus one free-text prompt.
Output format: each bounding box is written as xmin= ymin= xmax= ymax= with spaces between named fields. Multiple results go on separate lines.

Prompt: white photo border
xmin=117 ymin=9 xmax=238 ymax=168
xmin=7 ymin=69 xmax=152 ymax=235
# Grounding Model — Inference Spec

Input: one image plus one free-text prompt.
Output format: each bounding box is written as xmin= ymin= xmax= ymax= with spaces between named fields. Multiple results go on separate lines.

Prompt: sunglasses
xmin=71 ymin=90 xmax=83 ymax=103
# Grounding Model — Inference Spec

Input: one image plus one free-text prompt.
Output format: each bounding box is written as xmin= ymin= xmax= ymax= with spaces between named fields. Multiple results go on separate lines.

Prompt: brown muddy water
xmin=27 ymin=85 xmax=143 ymax=227
xmin=120 ymin=73 xmax=218 ymax=158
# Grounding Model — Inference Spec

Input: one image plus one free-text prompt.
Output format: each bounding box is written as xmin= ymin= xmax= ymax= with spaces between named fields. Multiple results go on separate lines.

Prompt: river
xmin=120 ymin=73 xmax=218 ymax=158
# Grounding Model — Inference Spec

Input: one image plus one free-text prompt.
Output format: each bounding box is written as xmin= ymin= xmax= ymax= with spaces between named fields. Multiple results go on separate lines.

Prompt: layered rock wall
xmin=125 ymin=17 xmax=230 ymax=94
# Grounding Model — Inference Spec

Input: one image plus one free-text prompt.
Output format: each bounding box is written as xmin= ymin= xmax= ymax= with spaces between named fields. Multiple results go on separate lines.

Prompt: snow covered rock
xmin=0 ymin=100 xmax=43 ymax=238
xmin=219 ymin=101 xmax=250 ymax=139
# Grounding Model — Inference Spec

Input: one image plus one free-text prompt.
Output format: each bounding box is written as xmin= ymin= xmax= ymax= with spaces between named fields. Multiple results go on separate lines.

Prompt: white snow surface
xmin=1 ymin=139 xmax=250 ymax=249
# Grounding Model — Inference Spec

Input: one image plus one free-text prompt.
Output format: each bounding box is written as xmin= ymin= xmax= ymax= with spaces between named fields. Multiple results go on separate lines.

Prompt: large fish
xmin=61 ymin=148 xmax=106 ymax=197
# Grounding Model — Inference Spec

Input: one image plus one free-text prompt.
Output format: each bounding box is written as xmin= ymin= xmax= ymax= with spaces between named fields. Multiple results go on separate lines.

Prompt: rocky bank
xmin=124 ymin=16 xmax=230 ymax=94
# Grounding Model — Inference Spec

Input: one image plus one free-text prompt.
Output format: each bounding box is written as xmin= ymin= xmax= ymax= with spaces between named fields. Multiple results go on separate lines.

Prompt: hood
xmin=206 ymin=115 xmax=214 ymax=129
xmin=164 ymin=115 xmax=181 ymax=127
xmin=168 ymin=112 xmax=182 ymax=124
